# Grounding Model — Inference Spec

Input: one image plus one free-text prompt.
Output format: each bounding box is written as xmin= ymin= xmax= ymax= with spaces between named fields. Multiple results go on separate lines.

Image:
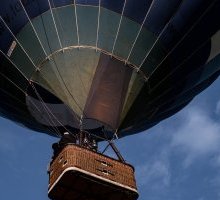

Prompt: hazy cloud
xmin=171 ymin=107 xmax=220 ymax=167
xmin=216 ymin=100 xmax=220 ymax=115
xmin=136 ymin=151 xmax=170 ymax=189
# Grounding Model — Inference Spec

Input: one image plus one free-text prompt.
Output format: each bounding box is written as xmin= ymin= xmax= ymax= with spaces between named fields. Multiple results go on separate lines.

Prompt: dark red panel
xmin=84 ymin=54 xmax=132 ymax=130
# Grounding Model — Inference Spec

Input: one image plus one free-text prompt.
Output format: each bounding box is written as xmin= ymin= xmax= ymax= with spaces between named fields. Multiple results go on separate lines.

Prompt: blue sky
xmin=0 ymin=77 xmax=220 ymax=200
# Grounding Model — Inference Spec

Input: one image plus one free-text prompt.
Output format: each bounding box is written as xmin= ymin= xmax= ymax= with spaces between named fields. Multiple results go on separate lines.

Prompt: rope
xmin=46 ymin=55 xmax=85 ymax=114
xmin=74 ymin=0 xmax=80 ymax=46
xmin=111 ymin=0 xmax=127 ymax=55
xmin=142 ymin=0 xmax=217 ymax=77
xmin=1 ymin=13 xmax=84 ymax=115
xmin=30 ymin=82 xmax=78 ymax=137
xmin=47 ymin=0 xmax=63 ymax=49
xmin=29 ymin=82 xmax=63 ymax=136
xmin=0 ymin=72 xmax=59 ymax=135
xmin=126 ymin=0 xmax=156 ymax=63
xmin=0 ymin=50 xmax=29 ymax=80
xmin=1 ymin=46 xmax=73 ymax=137
xmin=0 ymin=51 xmax=60 ymax=135
xmin=19 ymin=0 xmax=47 ymax=57
xmin=149 ymin=39 xmax=209 ymax=94
xmin=138 ymin=0 xmax=188 ymax=70
xmin=27 ymin=94 xmax=61 ymax=136
xmin=32 ymin=1 xmax=85 ymax=116
xmin=0 ymin=16 xmax=38 ymax=70
xmin=96 ymin=0 xmax=101 ymax=51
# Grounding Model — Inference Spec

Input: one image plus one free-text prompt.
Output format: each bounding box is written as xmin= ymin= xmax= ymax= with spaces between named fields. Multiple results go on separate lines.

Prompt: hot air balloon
xmin=1 ymin=0 xmax=220 ymax=199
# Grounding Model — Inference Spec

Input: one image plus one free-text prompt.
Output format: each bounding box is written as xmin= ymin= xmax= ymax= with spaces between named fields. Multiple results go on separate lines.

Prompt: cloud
xmin=136 ymin=151 xmax=170 ymax=189
xmin=216 ymin=100 xmax=220 ymax=115
xmin=171 ymin=106 xmax=220 ymax=167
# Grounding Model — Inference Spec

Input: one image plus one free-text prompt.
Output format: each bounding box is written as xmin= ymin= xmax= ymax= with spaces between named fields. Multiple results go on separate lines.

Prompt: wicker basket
xmin=48 ymin=144 xmax=138 ymax=200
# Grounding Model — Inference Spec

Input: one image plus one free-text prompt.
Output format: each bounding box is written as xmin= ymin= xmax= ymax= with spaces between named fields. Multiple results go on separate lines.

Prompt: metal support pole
xmin=79 ymin=131 xmax=84 ymax=146
xmin=109 ymin=142 xmax=125 ymax=163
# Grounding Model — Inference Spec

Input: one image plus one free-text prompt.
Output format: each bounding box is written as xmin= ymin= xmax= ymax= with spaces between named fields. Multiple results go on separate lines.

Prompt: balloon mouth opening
xmin=25 ymin=82 xmax=116 ymax=138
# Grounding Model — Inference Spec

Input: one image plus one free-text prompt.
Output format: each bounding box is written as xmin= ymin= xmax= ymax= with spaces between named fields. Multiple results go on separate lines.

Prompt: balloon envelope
xmin=0 ymin=0 xmax=220 ymax=139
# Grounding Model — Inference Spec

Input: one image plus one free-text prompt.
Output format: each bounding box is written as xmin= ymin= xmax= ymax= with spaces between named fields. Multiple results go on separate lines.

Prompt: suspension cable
xmin=19 ymin=0 xmax=47 ymax=57
xmin=0 ymin=71 xmax=59 ymax=136
xmin=111 ymin=0 xmax=127 ymax=56
xmin=74 ymin=0 xmax=80 ymax=46
xmin=138 ymin=0 xmax=184 ymax=70
xmin=47 ymin=0 xmax=63 ymax=49
xmin=141 ymin=0 xmax=217 ymax=76
xmin=149 ymin=40 xmax=209 ymax=95
xmin=126 ymin=0 xmax=156 ymax=63
xmin=96 ymin=0 xmax=101 ymax=51
xmin=0 ymin=16 xmax=38 ymax=70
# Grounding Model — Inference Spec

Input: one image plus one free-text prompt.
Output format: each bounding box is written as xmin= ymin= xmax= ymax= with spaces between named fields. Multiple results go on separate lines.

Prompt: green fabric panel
xmin=113 ymin=17 xmax=140 ymax=59
xmin=31 ymin=71 xmax=56 ymax=94
xmin=42 ymin=58 xmax=83 ymax=115
xmin=32 ymin=10 xmax=61 ymax=54
xmin=120 ymin=71 xmax=145 ymax=123
xmin=208 ymin=30 xmax=220 ymax=62
xmin=11 ymin=4 xmax=165 ymax=125
xmin=77 ymin=5 xmax=98 ymax=46
xmin=10 ymin=44 xmax=36 ymax=79
xmin=62 ymin=49 xmax=99 ymax=94
xmin=14 ymin=5 xmax=166 ymax=83
xmin=13 ymin=5 xmax=78 ymax=80
xmin=128 ymin=28 xmax=157 ymax=66
xmin=32 ymin=48 xmax=100 ymax=117
xmin=32 ymin=59 xmax=72 ymax=109
xmin=129 ymin=28 xmax=166 ymax=72
xmin=16 ymin=23 xmax=46 ymax=66
xmin=15 ymin=5 xmax=164 ymax=76
xmin=54 ymin=6 xmax=78 ymax=47
xmin=98 ymin=7 xmax=120 ymax=52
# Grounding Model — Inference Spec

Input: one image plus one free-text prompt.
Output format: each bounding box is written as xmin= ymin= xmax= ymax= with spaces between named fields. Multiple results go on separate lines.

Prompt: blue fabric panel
xmin=161 ymin=0 xmax=213 ymax=49
xmin=172 ymin=41 xmax=210 ymax=77
xmin=21 ymin=0 xmax=49 ymax=17
xmin=0 ymin=0 xmax=49 ymax=52
xmin=149 ymin=100 xmax=191 ymax=127
xmin=120 ymin=70 xmax=220 ymax=137
xmin=123 ymin=0 xmax=153 ymax=24
xmin=144 ymin=0 xmax=183 ymax=35
xmin=0 ymin=91 xmax=50 ymax=135
xmin=144 ymin=1 xmax=220 ymax=81
xmin=148 ymin=42 xmax=211 ymax=98
xmin=169 ymin=52 xmax=220 ymax=101
xmin=0 ymin=0 xmax=98 ymax=52
xmin=0 ymin=0 xmax=27 ymax=52
xmin=156 ymin=71 xmax=220 ymax=121
xmin=160 ymin=1 xmax=220 ymax=73
xmin=0 ymin=21 xmax=14 ymax=52
xmin=101 ymin=0 xmax=125 ymax=14
xmin=147 ymin=49 xmax=207 ymax=108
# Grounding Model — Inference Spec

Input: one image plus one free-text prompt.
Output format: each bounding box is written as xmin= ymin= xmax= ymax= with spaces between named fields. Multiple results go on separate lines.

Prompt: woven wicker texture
xmin=49 ymin=144 xmax=137 ymax=190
